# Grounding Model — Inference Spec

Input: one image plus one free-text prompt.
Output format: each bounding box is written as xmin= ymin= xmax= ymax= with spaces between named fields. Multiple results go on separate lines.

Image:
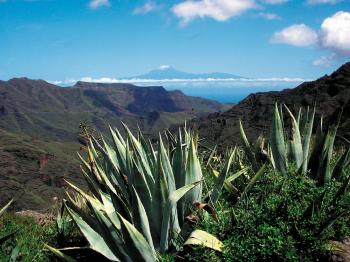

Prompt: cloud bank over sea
xmin=50 ymin=77 xmax=310 ymax=103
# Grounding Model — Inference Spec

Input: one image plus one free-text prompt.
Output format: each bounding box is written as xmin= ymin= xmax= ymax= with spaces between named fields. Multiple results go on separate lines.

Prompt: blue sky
xmin=0 ymin=0 xmax=349 ymax=82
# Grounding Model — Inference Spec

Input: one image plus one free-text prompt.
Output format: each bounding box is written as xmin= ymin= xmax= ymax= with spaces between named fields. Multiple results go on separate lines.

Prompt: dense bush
xmin=193 ymin=165 xmax=350 ymax=261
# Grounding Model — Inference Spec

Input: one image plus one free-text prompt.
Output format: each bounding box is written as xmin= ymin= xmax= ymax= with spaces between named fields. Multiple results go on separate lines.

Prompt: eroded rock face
xmin=196 ymin=62 xmax=350 ymax=148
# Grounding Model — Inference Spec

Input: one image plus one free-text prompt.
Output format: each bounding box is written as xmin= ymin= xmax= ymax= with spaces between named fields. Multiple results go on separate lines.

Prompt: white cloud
xmin=51 ymin=77 xmax=309 ymax=87
xmin=263 ymin=0 xmax=288 ymax=4
xmin=258 ymin=12 xmax=281 ymax=20
xmin=271 ymin=24 xmax=318 ymax=46
xmin=172 ymin=0 xmax=257 ymax=25
xmin=312 ymin=53 xmax=336 ymax=67
xmin=320 ymin=11 xmax=350 ymax=54
xmin=89 ymin=0 xmax=110 ymax=9
xmin=306 ymin=0 xmax=342 ymax=4
xmin=133 ymin=1 xmax=159 ymax=15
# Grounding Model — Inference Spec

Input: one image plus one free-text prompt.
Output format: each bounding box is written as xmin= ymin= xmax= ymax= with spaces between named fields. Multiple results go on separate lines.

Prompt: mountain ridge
xmin=0 ymin=78 xmax=228 ymax=210
xmin=195 ymin=62 xmax=350 ymax=148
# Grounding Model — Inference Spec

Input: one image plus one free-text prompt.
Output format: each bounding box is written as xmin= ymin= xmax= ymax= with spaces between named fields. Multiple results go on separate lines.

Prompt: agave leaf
xmin=158 ymin=134 xmax=180 ymax=233
xmin=309 ymin=120 xmax=326 ymax=178
xmin=173 ymin=128 xmax=186 ymax=189
xmin=99 ymin=190 xmax=121 ymax=230
xmin=44 ymin=244 xmax=77 ymax=262
xmin=317 ymin=125 xmax=337 ymax=185
xmin=318 ymin=210 xmax=347 ymax=236
xmin=270 ymin=104 xmax=288 ymax=175
xmin=147 ymin=156 xmax=168 ymax=245
xmin=0 ymin=199 xmax=13 ymax=217
xmin=212 ymin=169 xmax=239 ymax=194
xmin=225 ymin=167 xmax=249 ymax=184
xmin=206 ymin=145 xmax=217 ymax=167
xmin=160 ymin=181 xmax=201 ymax=253
xmin=66 ymin=181 xmax=104 ymax=211
xmin=80 ymin=168 xmax=102 ymax=201
xmin=332 ymin=148 xmax=350 ymax=180
xmin=284 ymin=105 xmax=303 ymax=169
xmin=118 ymin=214 xmax=157 ymax=262
xmin=125 ymin=140 xmax=153 ymax=221
xmin=123 ymin=123 xmax=154 ymax=184
xmin=184 ymin=138 xmax=203 ymax=204
xmin=159 ymin=134 xmax=176 ymax=194
xmin=239 ymin=120 xmax=258 ymax=172
xmin=130 ymin=187 xmax=155 ymax=253
xmin=302 ymin=190 xmax=326 ymax=219
xmin=109 ymin=126 xmax=127 ymax=173
xmin=184 ymin=230 xmax=223 ymax=252
xmin=241 ymin=164 xmax=266 ymax=199
xmin=108 ymin=188 xmax=132 ymax=222
xmin=301 ymin=107 xmax=315 ymax=173
xmin=210 ymin=149 xmax=235 ymax=205
xmin=100 ymin=138 xmax=129 ymax=196
xmin=65 ymin=205 xmax=120 ymax=261
xmin=89 ymin=203 xmax=133 ymax=262
xmin=173 ymin=129 xmax=188 ymax=226
xmin=332 ymin=173 xmax=350 ymax=205
xmin=297 ymin=108 xmax=302 ymax=127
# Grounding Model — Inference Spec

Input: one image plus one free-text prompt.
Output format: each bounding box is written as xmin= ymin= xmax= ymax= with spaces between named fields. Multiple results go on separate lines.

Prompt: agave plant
xmin=268 ymin=104 xmax=350 ymax=185
xmin=54 ymin=125 xmax=222 ymax=261
xmin=239 ymin=121 xmax=267 ymax=172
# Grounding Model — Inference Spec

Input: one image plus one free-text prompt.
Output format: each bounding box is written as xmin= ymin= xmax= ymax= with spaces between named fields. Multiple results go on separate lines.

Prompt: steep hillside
xmin=195 ymin=62 xmax=350 ymax=148
xmin=0 ymin=78 xmax=226 ymax=210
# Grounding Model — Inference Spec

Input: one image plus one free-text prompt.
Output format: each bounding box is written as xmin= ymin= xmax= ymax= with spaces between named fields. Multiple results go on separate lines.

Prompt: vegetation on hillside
xmin=1 ymin=104 xmax=350 ymax=261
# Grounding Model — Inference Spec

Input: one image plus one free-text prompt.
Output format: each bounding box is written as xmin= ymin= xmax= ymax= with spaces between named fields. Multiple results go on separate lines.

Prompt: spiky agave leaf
xmin=241 ymin=164 xmax=266 ymax=199
xmin=317 ymin=125 xmax=338 ymax=185
xmin=284 ymin=105 xmax=303 ymax=169
xmin=130 ymin=187 xmax=155 ymax=253
xmin=160 ymin=181 xmax=201 ymax=253
xmin=0 ymin=199 xmax=13 ymax=217
xmin=270 ymin=104 xmax=288 ymax=175
xmin=332 ymin=148 xmax=350 ymax=180
xmin=118 ymin=214 xmax=157 ymax=262
xmin=65 ymin=205 xmax=120 ymax=261
xmin=44 ymin=245 xmax=77 ymax=262
xmin=301 ymin=107 xmax=315 ymax=173
xmin=239 ymin=120 xmax=259 ymax=172
xmin=210 ymin=148 xmax=235 ymax=205
xmin=184 ymin=138 xmax=203 ymax=204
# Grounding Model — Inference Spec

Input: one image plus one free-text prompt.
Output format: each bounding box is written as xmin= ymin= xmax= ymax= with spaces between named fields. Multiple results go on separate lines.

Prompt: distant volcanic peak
xmin=130 ymin=66 xmax=244 ymax=80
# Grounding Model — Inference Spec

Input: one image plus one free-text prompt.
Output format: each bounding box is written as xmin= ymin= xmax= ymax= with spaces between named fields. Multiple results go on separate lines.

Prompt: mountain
xmin=195 ymin=62 xmax=350 ymax=148
xmin=128 ymin=65 xmax=243 ymax=80
xmin=0 ymin=78 xmax=228 ymax=211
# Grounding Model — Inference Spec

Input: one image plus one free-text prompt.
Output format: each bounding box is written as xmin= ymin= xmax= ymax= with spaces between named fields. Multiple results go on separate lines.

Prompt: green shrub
xmin=193 ymin=166 xmax=350 ymax=261
xmin=0 ymin=213 xmax=54 ymax=261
